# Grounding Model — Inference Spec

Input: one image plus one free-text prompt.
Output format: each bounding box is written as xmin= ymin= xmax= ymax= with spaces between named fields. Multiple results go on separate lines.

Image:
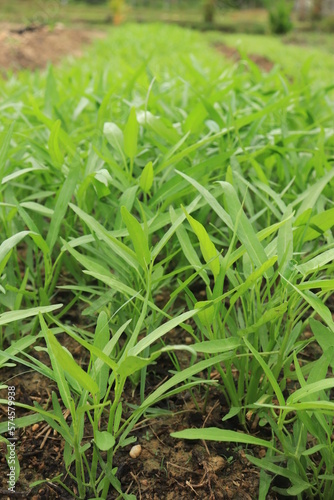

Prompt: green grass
xmin=1 ymin=22 xmax=334 ymax=499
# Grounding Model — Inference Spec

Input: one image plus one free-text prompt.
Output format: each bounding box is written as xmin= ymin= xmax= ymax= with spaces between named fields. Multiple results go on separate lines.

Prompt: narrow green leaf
xmin=0 ymin=304 xmax=62 ymax=327
xmin=0 ymin=122 xmax=15 ymax=176
xmin=243 ymin=337 xmax=285 ymax=407
xmin=93 ymin=312 xmax=110 ymax=398
xmin=140 ymin=161 xmax=154 ymax=193
xmin=46 ymin=163 xmax=80 ymax=252
xmin=222 ymin=407 xmax=241 ymax=422
xmin=301 ymin=444 xmax=328 ymax=456
xmin=287 ymin=378 xmax=334 ymax=404
xmin=129 ymin=310 xmax=197 ymax=356
xmin=46 ymin=329 xmax=99 ymax=396
xmin=297 ymin=279 xmax=334 ymax=291
xmin=296 ymin=168 xmax=334 ymax=217
xmin=44 ymin=65 xmax=59 ymax=117
xmin=170 ymin=204 xmax=209 ymax=285
xmin=277 ymin=206 xmax=293 ymax=274
xmin=282 ymin=276 xmax=334 ymax=332
xmin=121 ymin=206 xmax=151 ymax=269
xmin=192 ymin=338 xmax=241 ymax=354
xmin=195 ymin=301 xmax=215 ymax=329
xmin=124 ymin=108 xmax=138 ymax=159
xmin=61 ymin=239 xmax=111 ymax=276
xmin=238 ymin=303 xmax=288 ymax=336
xmin=51 ymin=313 xmax=124 ymax=374
xmin=28 ymin=95 xmax=76 ymax=156
xmin=48 ymin=119 xmax=64 ymax=168
xmin=230 ymin=257 xmax=277 ymax=307
xmin=177 ymin=171 xmax=233 ymax=230
xmin=70 ymin=204 xmax=139 ymax=271
xmin=246 ymin=455 xmax=309 ymax=491
xmin=296 ymin=249 xmax=334 ymax=275
xmin=171 ymin=428 xmax=276 ymax=450
xmin=104 ymin=122 xmax=125 ymax=157
xmin=295 ymin=207 xmax=334 ymax=242
xmin=218 ymin=181 xmax=268 ymax=270
xmin=183 ymin=208 xmax=220 ymax=280
xmin=20 ymin=202 xmax=53 ymax=217
xmin=117 ymin=353 xmax=160 ymax=378
xmin=142 ymin=353 xmax=233 ymax=408
xmin=39 ymin=314 xmax=72 ymax=410
xmin=137 ymin=110 xmax=179 ymax=144
xmin=0 ymin=413 xmax=44 ymax=434
xmin=0 ymin=231 xmax=30 ymax=275
xmin=0 ymin=335 xmax=37 ymax=368
xmin=2 ymin=166 xmax=48 ymax=184
xmin=309 ymin=320 xmax=331 ymax=350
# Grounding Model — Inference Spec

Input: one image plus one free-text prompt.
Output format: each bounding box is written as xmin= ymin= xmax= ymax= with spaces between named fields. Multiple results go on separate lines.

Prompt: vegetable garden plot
xmin=0 ymin=23 xmax=334 ymax=499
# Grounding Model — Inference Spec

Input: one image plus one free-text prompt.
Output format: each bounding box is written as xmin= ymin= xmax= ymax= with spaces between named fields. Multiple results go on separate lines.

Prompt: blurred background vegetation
xmin=0 ymin=0 xmax=333 ymax=82
xmin=1 ymin=0 xmax=334 ymax=35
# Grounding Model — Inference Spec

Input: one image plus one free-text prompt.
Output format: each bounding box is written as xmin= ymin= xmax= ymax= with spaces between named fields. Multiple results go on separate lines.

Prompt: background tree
xmin=110 ymin=0 xmax=125 ymax=24
xmin=312 ymin=0 xmax=323 ymax=18
xmin=266 ymin=0 xmax=293 ymax=34
xmin=296 ymin=0 xmax=308 ymax=20
xmin=203 ymin=0 xmax=216 ymax=24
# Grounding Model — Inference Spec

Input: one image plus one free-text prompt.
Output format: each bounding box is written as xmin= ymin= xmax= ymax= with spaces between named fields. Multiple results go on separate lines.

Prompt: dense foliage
xmin=267 ymin=0 xmax=293 ymax=34
xmin=1 ymin=23 xmax=334 ymax=499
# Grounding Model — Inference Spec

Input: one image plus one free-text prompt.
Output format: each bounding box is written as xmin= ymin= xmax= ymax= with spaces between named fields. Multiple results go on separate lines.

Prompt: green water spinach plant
xmin=171 ymin=169 xmax=334 ymax=424
xmin=0 ymin=228 xmax=69 ymax=350
xmin=15 ymin=192 xmax=239 ymax=497
xmin=169 ymin=170 xmax=334 ymax=497
xmin=172 ymin=317 xmax=334 ymax=498
xmin=170 ymin=175 xmax=285 ymax=420
xmin=250 ymin=351 xmax=334 ymax=498
xmin=29 ymin=305 xmax=239 ymax=499
xmin=0 ymin=303 xmax=236 ymax=498
xmin=1 ymin=20 xmax=334 ymax=500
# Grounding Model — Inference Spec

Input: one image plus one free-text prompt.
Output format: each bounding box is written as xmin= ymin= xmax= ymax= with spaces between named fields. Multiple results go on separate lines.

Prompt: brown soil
xmin=214 ymin=43 xmax=274 ymax=72
xmin=0 ymin=23 xmax=104 ymax=73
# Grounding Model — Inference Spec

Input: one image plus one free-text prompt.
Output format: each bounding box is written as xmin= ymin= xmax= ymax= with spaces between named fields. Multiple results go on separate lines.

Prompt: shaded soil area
xmin=0 ymin=23 xmax=104 ymax=72
xmin=214 ymin=42 xmax=274 ymax=72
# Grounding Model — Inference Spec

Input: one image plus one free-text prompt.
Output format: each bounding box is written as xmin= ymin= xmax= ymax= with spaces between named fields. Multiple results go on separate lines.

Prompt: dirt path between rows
xmin=0 ymin=22 xmax=274 ymax=75
xmin=0 ymin=23 xmax=104 ymax=73
xmin=214 ymin=42 xmax=274 ymax=72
